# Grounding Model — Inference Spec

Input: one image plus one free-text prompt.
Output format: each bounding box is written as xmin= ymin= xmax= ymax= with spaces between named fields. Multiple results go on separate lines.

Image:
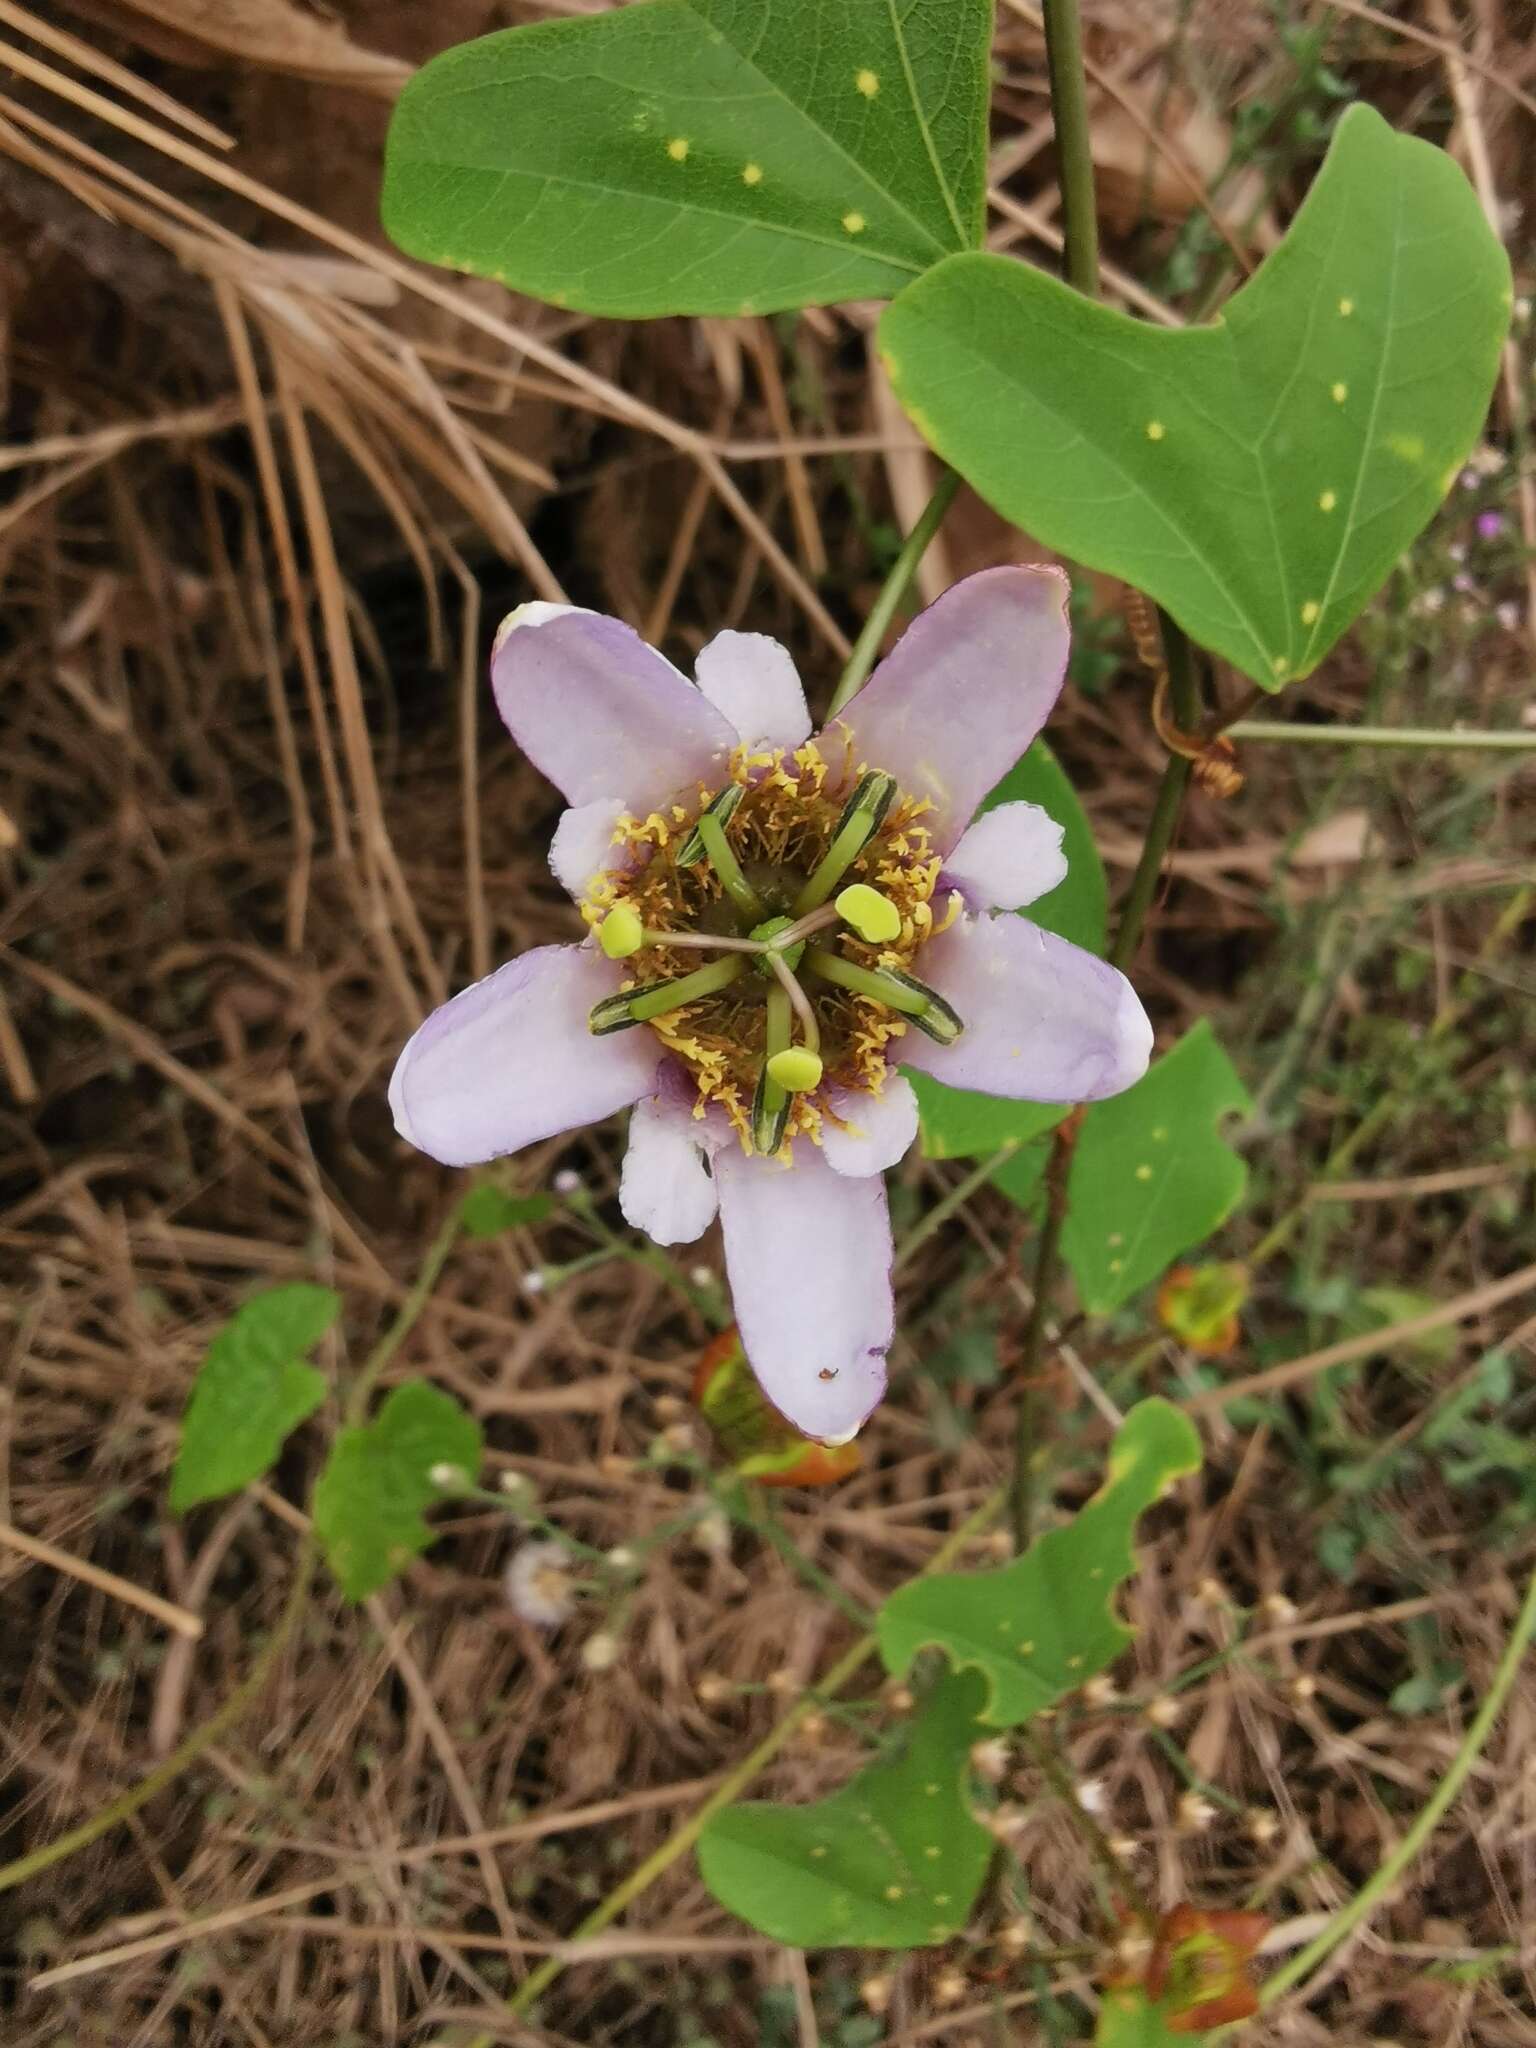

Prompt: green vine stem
xmin=0 ymin=1198 xmax=468 ymax=1896
xmin=1041 ymin=0 xmax=1100 ymax=297
xmin=1261 ymin=1557 xmax=1536 ymax=2005
xmin=1229 ymin=721 xmax=1536 ymax=751
xmin=825 ymin=467 xmax=962 ymax=719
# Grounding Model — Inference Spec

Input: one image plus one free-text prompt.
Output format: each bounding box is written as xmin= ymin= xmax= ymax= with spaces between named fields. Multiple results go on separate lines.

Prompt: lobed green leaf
xmin=170 ymin=1284 xmax=338 ymax=1513
xmin=878 ymin=1400 xmax=1201 ymax=1725
xmin=697 ymin=1668 xmax=993 ymax=1948
xmin=382 ymin=0 xmax=993 ymax=317
xmin=313 ymin=1381 xmax=483 ymax=1601
xmin=1062 ymin=1021 xmax=1251 ymax=1314
xmin=880 ymin=104 xmax=1510 ymax=687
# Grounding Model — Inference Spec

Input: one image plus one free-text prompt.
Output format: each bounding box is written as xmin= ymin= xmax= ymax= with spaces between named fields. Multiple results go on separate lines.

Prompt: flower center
xmin=581 ymin=740 xmax=959 ymax=1153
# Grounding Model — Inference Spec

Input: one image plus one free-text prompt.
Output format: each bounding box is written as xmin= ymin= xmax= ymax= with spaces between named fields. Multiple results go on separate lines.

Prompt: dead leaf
xmin=69 ymin=0 xmax=410 ymax=96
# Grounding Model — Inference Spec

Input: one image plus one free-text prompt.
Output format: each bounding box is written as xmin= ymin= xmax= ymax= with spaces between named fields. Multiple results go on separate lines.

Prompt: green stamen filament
xmin=793 ymin=771 xmax=897 ymax=915
xmin=804 ymin=947 xmax=929 ymax=1015
xmin=694 ymin=810 xmax=763 ymax=923
xmin=752 ymin=984 xmax=793 ymax=1153
xmin=588 ymin=954 xmax=744 ymax=1034
xmin=804 ymin=949 xmax=964 ymax=1045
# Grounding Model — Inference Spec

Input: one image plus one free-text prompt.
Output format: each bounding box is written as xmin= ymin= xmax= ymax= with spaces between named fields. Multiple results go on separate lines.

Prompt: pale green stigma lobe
xmin=793 ymin=771 xmax=897 ymax=915
xmin=597 ymin=905 xmax=644 ymax=958
xmin=588 ymin=955 xmax=744 ymax=1035
xmin=835 ymin=881 xmax=901 ymax=944
xmin=804 ymin=948 xmax=964 ymax=1044
xmin=767 ymin=1046 xmax=823 ymax=1092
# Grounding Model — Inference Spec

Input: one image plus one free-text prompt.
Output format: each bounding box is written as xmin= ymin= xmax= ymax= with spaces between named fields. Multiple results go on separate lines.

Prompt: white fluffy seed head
xmin=504 ymin=1540 xmax=574 ymax=1628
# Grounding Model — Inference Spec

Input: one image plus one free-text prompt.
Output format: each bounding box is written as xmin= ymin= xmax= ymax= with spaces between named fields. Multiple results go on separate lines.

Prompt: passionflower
xmin=390 ymin=568 xmax=1151 ymax=1441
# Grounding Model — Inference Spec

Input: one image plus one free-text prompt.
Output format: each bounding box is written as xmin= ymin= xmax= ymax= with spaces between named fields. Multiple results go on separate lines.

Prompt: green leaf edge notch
xmin=878 ymin=1399 xmax=1203 ymax=1726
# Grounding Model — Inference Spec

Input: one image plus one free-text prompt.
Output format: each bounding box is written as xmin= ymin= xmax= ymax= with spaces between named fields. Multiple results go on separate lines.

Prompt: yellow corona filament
xmin=836 ymin=882 xmax=902 ymax=943
xmin=598 ymin=906 xmax=644 ymax=958
xmin=768 ymin=1047 xmax=824 ymax=1093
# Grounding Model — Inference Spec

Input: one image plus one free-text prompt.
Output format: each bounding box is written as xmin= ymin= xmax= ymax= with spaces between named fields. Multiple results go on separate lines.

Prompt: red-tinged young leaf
xmin=693 ymin=1328 xmax=861 ymax=1486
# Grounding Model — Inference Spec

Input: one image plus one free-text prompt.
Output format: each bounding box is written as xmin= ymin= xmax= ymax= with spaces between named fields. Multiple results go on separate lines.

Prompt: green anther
xmin=793 ymin=770 xmax=897 ymax=915
xmin=694 ymin=807 xmax=763 ymax=923
xmin=767 ymin=1046 xmax=824 ymax=1093
xmin=675 ymin=783 xmax=743 ymax=866
xmin=597 ymin=905 xmax=644 ymax=959
xmin=804 ymin=948 xmax=964 ymax=1044
xmin=588 ymin=955 xmax=744 ymax=1035
xmin=751 ymin=984 xmax=792 ymax=1153
xmin=748 ymin=913 xmax=804 ymax=978
xmin=834 ymin=882 xmax=901 ymax=944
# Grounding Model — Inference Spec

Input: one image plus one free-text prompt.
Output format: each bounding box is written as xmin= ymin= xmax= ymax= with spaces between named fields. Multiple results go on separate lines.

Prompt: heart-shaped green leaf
xmin=314 ymin=1380 xmax=483 ymax=1601
xmin=171 ymin=1285 xmax=338 ymax=1513
xmin=697 ymin=1668 xmax=992 ymax=1948
xmin=879 ymin=1400 xmax=1201 ymax=1725
xmin=879 ymin=104 xmax=1510 ymax=687
xmin=1063 ymin=1021 xmax=1251 ymax=1314
xmin=911 ymin=738 xmax=1105 ymax=1165
xmin=382 ymin=0 xmax=992 ymax=318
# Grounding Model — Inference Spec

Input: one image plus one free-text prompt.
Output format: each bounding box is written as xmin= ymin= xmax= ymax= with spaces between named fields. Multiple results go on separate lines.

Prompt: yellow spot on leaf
xmin=925 ymin=1783 xmax=941 ymax=1795
xmin=855 ymin=68 xmax=880 ymax=97
xmin=1338 ymin=297 xmax=1354 ymax=316
xmin=1331 ymin=381 xmax=1347 ymax=403
xmin=1152 ymin=1126 xmax=1168 ymax=1142
xmin=842 ymin=210 xmax=866 ymax=235
xmin=811 ymin=1845 xmax=828 ymax=1858
xmin=1301 ymin=599 xmax=1320 ymax=625
xmin=1109 ymin=1258 xmax=1123 ymax=1273
xmin=1145 ymin=419 xmax=1166 ymax=442
xmin=666 ymin=137 xmax=690 ymax=162
xmin=742 ymin=161 xmax=763 ymax=186
xmin=1318 ymin=489 xmax=1337 ymax=512
xmin=1387 ymin=431 xmax=1424 ymax=463
xmin=1017 ymin=1640 xmax=1035 ymax=1656
xmin=1272 ymin=656 xmax=1289 ymax=676
xmin=924 ymin=1845 xmax=941 ymax=1858
xmin=884 ymin=1885 xmax=904 ymax=1901
xmin=1135 ymin=1163 xmax=1153 ymax=1181
xmin=1108 ymin=1232 xmax=1123 ymax=1247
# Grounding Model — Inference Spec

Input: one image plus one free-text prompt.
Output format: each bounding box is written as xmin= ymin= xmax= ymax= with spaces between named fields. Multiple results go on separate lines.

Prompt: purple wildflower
xmin=389 ymin=569 xmax=1151 ymax=1442
xmin=1476 ymin=511 xmax=1506 ymax=541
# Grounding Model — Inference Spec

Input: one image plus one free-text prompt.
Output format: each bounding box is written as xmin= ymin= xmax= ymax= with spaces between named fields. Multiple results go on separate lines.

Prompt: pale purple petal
xmin=824 ymin=566 xmax=1070 ymax=848
xmin=820 ymin=1073 xmax=920 ymax=1177
xmin=714 ymin=1144 xmax=892 ymax=1441
xmin=491 ymin=603 xmax=736 ymax=814
xmin=619 ymin=1090 xmax=720 ymax=1246
xmin=548 ymin=798 xmax=636 ymax=900
xmin=390 ymin=944 xmax=662 ymax=1167
xmin=695 ymin=630 xmax=811 ymax=752
xmin=900 ymin=914 xmax=1151 ymax=1103
xmin=942 ymin=801 xmax=1067 ymax=913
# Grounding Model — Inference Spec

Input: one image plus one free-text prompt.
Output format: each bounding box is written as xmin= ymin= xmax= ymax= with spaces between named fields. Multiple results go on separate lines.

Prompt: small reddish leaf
xmin=1156 ymin=1262 xmax=1249 ymax=1357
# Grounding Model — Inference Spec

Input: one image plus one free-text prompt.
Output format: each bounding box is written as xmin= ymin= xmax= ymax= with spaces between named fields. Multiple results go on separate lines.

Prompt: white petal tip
xmin=491 ymin=599 xmax=584 ymax=657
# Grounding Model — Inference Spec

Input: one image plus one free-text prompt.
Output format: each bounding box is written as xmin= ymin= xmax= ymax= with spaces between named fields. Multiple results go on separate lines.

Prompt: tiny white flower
xmin=505 ymin=1540 xmax=574 ymax=1627
xmin=693 ymin=1508 xmax=731 ymax=1557
xmin=605 ymin=1545 xmax=638 ymax=1570
xmin=428 ymin=1461 xmax=467 ymax=1490
xmin=521 ymin=1270 xmax=547 ymax=1296
xmin=553 ymin=1168 xmax=583 ymax=1195
xmin=689 ymin=1264 xmax=714 ymax=1287
xmin=582 ymin=1629 xmax=620 ymax=1671
xmin=1075 ymin=1776 xmax=1107 ymax=1815
xmin=1177 ymin=1791 xmax=1216 ymax=1832
xmin=970 ymin=1736 xmax=1010 ymax=1783
xmin=1495 ymin=600 xmax=1520 ymax=632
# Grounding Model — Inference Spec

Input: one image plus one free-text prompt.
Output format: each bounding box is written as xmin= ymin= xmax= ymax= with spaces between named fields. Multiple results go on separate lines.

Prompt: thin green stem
xmin=894 ymin=1142 xmax=1020 ymax=1274
xmin=1018 ymin=1724 xmax=1152 ymax=1922
xmin=0 ymin=1199 xmax=468 ymax=1896
xmin=1042 ymin=0 xmax=1100 ymax=298
xmin=1228 ymin=721 xmax=1536 ymax=751
xmin=825 ymin=469 xmax=961 ymax=720
xmin=1261 ymin=1558 xmax=1536 ymax=2005
xmin=481 ymin=1490 xmax=1004 ymax=2035
xmin=736 ymin=1489 xmax=876 ymax=1631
